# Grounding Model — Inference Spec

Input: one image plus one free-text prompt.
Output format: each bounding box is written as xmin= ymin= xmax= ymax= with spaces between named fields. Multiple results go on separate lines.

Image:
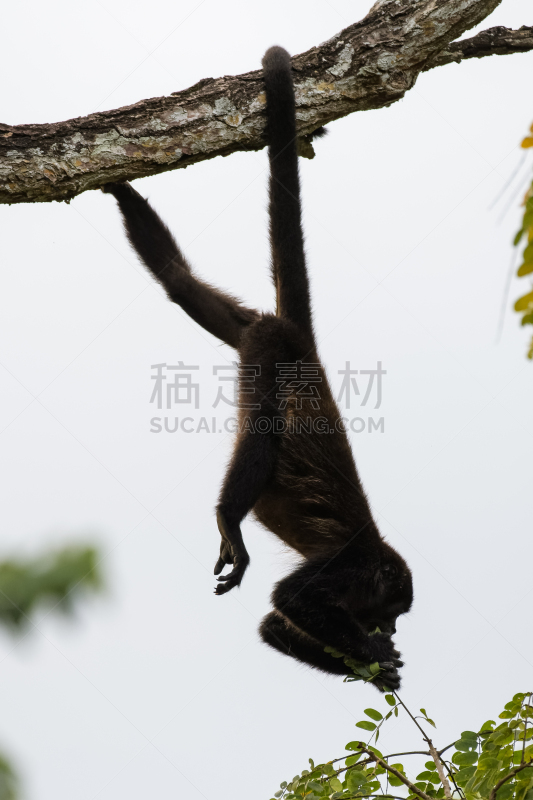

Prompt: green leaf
xmin=493 ymin=731 xmax=514 ymax=746
xmin=514 ymin=229 xmax=524 ymax=246
xmin=345 ymin=742 xmax=362 ymax=752
xmin=417 ymin=771 xmax=440 ymax=783
xmin=387 ymin=763 xmax=406 ymax=787
xmin=518 ymin=261 xmax=533 ymax=277
xmin=452 ymin=751 xmax=478 ymax=766
xmin=329 ymin=778 xmax=343 ymax=792
xmin=456 ymin=739 xmax=478 ymax=752
xmin=477 ymin=754 xmax=502 ymax=770
xmin=346 ymin=755 xmax=361 ymax=766
xmin=346 ymin=770 xmax=367 ymax=790
xmin=467 ymin=768 xmax=501 ymax=796
xmin=420 ymin=709 xmax=436 ymax=727
xmin=389 ymin=776 xmax=406 ymax=787
xmin=356 ymin=721 xmax=377 ymax=731
xmin=454 ymin=766 xmax=477 ymax=787
xmin=496 ymin=783 xmax=516 ymax=800
xmin=364 ymin=708 xmax=383 ymax=722
xmin=515 ymin=291 xmax=533 ymax=312
xmin=480 ymin=720 xmax=496 ymax=732
xmin=324 ymin=646 xmax=345 ymax=658
xmin=385 ymin=694 xmax=396 ymax=706
xmin=461 ymin=731 xmax=479 ymax=741
xmin=425 ymin=762 xmax=437 ymax=771
xmin=515 ymin=776 xmax=533 ymax=800
xmin=524 ymin=241 xmax=533 ymax=260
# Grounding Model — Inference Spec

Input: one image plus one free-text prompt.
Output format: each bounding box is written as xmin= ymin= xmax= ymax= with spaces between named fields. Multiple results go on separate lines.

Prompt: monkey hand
xmin=364 ymin=634 xmax=404 ymax=692
xmin=364 ymin=632 xmax=400 ymax=663
xmin=213 ymin=511 xmax=250 ymax=595
xmin=213 ymin=549 xmax=250 ymax=594
xmin=373 ymin=657 xmax=403 ymax=692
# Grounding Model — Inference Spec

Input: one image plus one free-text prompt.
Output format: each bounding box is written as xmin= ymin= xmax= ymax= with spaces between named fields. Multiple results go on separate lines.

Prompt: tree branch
xmin=3 ymin=0 xmax=531 ymax=205
xmin=488 ymin=761 xmax=533 ymax=800
xmin=424 ymin=24 xmax=533 ymax=70
xmin=355 ymin=743 xmax=433 ymax=800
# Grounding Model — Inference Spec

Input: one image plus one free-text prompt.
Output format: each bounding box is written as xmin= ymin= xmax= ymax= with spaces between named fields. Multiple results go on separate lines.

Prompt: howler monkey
xmin=102 ymin=46 xmax=413 ymax=690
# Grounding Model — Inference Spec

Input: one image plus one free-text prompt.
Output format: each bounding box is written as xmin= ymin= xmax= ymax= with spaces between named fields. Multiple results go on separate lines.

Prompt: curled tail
xmin=262 ymin=46 xmax=314 ymax=341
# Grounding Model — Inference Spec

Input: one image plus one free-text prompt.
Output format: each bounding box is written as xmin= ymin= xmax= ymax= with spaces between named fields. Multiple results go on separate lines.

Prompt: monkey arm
xmin=102 ymin=182 xmax=258 ymax=348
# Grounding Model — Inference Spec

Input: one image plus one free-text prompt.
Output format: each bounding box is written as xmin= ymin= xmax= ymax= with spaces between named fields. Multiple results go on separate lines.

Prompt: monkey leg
xmin=102 ymin=182 xmax=259 ymax=348
xmin=260 ymin=610 xmax=352 ymax=676
xmin=270 ymin=556 xmax=403 ymax=688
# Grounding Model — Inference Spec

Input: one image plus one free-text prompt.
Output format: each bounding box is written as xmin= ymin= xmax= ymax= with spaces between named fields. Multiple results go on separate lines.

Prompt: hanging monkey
xmin=102 ymin=46 xmax=413 ymax=690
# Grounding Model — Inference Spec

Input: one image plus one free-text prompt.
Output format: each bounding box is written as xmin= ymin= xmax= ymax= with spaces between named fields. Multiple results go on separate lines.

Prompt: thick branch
xmin=425 ymin=24 xmax=533 ymax=70
xmin=3 ymin=0 xmax=531 ymax=205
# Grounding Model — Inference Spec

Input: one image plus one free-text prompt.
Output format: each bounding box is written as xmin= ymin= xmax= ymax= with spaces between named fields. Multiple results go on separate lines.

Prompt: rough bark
xmin=1 ymin=0 xmax=531 ymax=205
xmin=424 ymin=23 xmax=533 ymax=69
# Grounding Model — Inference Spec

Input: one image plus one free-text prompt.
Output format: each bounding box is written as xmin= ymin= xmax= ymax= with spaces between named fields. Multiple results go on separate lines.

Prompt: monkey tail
xmin=262 ymin=46 xmax=314 ymax=341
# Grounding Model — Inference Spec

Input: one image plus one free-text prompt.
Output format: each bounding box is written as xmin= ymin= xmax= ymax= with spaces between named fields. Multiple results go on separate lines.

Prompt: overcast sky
xmin=1 ymin=2 xmax=532 ymax=800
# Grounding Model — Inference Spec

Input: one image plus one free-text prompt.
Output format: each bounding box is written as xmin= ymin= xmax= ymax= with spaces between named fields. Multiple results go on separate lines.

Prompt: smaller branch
xmin=334 ymin=747 xmax=454 ymax=763
xmin=355 ymin=743 xmax=433 ymax=800
xmin=424 ymin=26 xmax=533 ymax=71
xmin=394 ymin=694 xmax=453 ymax=800
xmin=488 ymin=762 xmax=533 ymax=800
xmin=394 ymin=694 xmax=429 ymax=741
xmin=341 ymin=795 xmax=406 ymax=800
xmin=438 ymin=744 xmax=456 ymax=757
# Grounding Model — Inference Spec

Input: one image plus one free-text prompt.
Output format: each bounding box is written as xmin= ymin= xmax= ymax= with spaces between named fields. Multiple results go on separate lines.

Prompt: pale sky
xmin=0 ymin=2 xmax=532 ymax=800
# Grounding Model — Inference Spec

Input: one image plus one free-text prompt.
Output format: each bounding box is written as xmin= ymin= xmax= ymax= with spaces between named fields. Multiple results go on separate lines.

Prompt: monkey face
xmin=357 ymin=553 xmax=413 ymax=636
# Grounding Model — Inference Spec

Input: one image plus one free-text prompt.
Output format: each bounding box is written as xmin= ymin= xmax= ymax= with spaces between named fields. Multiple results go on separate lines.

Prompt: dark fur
xmin=102 ymin=45 xmax=413 ymax=690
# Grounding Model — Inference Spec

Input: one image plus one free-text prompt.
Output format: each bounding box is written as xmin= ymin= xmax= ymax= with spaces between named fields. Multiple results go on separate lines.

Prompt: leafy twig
xmin=488 ymin=762 xmax=533 ymax=800
xmin=354 ymin=742 xmax=433 ymax=800
xmin=394 ymin=694 xmax=453 ymax=800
